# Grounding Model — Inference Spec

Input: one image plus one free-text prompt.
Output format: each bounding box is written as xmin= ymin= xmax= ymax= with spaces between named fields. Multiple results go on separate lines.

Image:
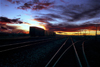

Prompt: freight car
xmin=45 ymin=30 xmax=56 ymax=36
xmin=29 ymin=26 xmax=56 ymax=37
xmin=29 ymin=27 xmax=45 ymax=36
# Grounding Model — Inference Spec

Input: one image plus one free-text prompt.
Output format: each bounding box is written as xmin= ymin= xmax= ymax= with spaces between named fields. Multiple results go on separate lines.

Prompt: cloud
xmin=23 ymin=22 xmax=32 ymax=25
xmin=5 ymin=0 xmax=100 ymax=33
xmin=68 ymin=6 xmax=100 ymax=22
xmin=34 ymin=16 xmax=100 ymax=32
xmin=60 ymin=0 xmax=69 ymax=4
xmin=42 ymin=4 xmax=100 ymax=22
xmin=34 ymin=17 xmax=55 ymax=24
xmin=17 ymin=2 xmax=32 ymax=10
xmin=10 ymin=29 xmax=29 ymax=34
xmin=16 ymin=0 xmax=54 ymax=10
xmin=46 ymin=14 xmax=63 ymax=19
xmin=0 ymin=17 xmax=23 ymax=24
xmin=47 ymin=3 xmax=100 ymax=23
xmin=7 ymin=0 xmax=12 ymax=2
xmin=0 ymin=25 xmax=28 ymax=34
xmin=0 ymin=25 xmax=17 ymax=30
xmin=0 ymin=23 xmax=29 ymax=34
xmin=5 ymin=5 xmax=8 ymax=6
xmin=45 ymin=23 xmax=100 ymax=32
xmin=57 ymin=4 xmax=100 ymax=22
xmin=32 ymin=1 xmax=100 ymax=32
xmin=7 ymin=0 xmax=21 ymax=4
xmin=0 ymin=16 xmax=30 ymax=34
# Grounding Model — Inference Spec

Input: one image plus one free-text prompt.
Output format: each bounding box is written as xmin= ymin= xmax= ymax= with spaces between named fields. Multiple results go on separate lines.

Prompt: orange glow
xmin=29 ymin=20 xmax=47 ymax=30
xmin=29 ymin=24 xmax=46 ymax=30
xmin=0 ymin=21 xmax=9 ymax=24
xmin=55 ymin=30 xmax=100 ymax=36
xmin=7 ymin=22 xmax=46 ymax=31
xmin=23 ymin=31 xmax=29 ymax=34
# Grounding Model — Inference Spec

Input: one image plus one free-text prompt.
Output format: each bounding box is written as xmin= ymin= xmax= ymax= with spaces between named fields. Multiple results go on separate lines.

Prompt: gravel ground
xmin=84 ymin=40 xmax=100 ymax=67
xmin=0 ymin=37 xmax=67 ymax=67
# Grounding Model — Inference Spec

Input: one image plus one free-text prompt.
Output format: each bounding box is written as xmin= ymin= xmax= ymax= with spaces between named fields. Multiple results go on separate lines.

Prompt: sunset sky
xmin=0 ymin=0 xmax=100 ymax=35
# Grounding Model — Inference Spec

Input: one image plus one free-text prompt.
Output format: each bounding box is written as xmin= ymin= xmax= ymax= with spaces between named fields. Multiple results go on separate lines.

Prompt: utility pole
xmin=89 ymin=29 xmax=90 ymax=35
xmin=95 ymin=24 xmax=97 ymax=41
xmin=85 ymin=29 xmax=86 ymax=36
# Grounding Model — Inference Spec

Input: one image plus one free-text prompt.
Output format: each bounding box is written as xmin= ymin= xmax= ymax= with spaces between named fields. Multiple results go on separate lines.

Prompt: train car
xmin=45 ymin=30 xmax=56 ymax=36
xmin=29 ymin=26 xmax=56 ymax=37
xmin=29 ymin=26 xmax=45 ymax=36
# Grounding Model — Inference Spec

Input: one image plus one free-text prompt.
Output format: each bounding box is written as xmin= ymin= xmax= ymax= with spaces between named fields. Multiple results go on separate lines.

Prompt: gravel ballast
xmin=0 ymin=37 xmax=67 ymax=67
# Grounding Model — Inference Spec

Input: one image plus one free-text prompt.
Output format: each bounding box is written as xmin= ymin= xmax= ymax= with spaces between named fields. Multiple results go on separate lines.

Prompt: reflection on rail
xmin=45 ymin=37 xmax=90 ymax=67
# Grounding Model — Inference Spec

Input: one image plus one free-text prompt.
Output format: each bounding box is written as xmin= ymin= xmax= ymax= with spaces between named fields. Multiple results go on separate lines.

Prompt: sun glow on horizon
xmin=7 ymin=23 xmax=46 ymax=31
xmin=55 ymin=30 xmax=100 ymax=36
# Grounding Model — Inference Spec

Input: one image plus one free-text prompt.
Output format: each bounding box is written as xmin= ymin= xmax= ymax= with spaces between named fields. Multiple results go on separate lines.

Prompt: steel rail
xmin=53 ymin=38 xmax=82 ymax=67
xmin=0 ymin=41 xmax=46 ymax=52
xmin=0 ymin=37 xmax=65 ymax=52
xmin=82 ymin=40 xmax=90 ymax=67
xmin=0 ymin=38 xmax=53 ymax=47
xmin=71 ymin=37 xmax=82 ymax=67
xmin=45 ymin=37 xmax=69 ymax=67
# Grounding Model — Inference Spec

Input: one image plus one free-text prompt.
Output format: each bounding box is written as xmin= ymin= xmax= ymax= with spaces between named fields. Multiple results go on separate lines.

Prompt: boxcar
xmin=29 ymin=27 xmax=45 ymax=36
xmin=44 ymin=30 xmax=56 ymax=36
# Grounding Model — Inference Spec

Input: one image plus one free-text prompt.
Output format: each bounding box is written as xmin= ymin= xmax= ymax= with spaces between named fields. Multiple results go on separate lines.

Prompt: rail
xmin=45 ymin=37 xmax=88 ymax=67
xmin=45 ymin=37 xmax=69 ymax=67
xmin=82 ymin=40 xmax=90 ymax=67
xmin=0 ymin=37 xmax=65 ymax=52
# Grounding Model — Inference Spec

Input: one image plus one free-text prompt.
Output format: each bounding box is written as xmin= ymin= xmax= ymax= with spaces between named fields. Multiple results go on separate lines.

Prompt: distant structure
xmin=29 ymin=26 xmax=45 ymax=36
xmin=29 ymin=26 xmax=56 ymax=37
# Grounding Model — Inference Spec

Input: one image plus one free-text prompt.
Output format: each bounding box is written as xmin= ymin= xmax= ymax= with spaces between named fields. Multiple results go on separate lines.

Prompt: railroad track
xmin=45 ymin=37 xmax=90 ymax=67
xmin=0 ymin=37 xmax=65 ymax=52
xmin=0 ymin=36 xmax=61 ymax=46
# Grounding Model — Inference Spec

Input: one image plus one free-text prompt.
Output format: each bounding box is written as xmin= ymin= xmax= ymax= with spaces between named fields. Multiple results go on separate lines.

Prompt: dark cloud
xmin=33 ymin=1 xmax=100 ymax=32
xmin=0 ymin=16 xmax=30 ymax=34
xmin=0 ymin=25 xmax=28 ymax=34
xmin=59 ymin=4 xmax=100 ymax=22
xmin=34 ymin=18 xmax=47 ymax=23
xmin=0 ymin=25 xmax=17 ymax=30
xmin=10 ymin=29 xmax=28 ymax=34
xmin=47 ymin=14 xmax=63 ymax=19
xmin=69 ymin=6 xmax=100 ymax=21
xmin=1 ymin=26 xmax=7 ymax=30
xmin=32 ymin=4 xmax=46 ymax=10
xmin=17 ymin=0 xmax=54 ymax=10
xmin=0 ymin=16 xmax=31 ymax=25
xmin=7 ymin=0 xmax=21 ymax=4
xmin=34 ymin=15 xmax=100 ymax=32
xmin=57 ymin=32 xmax=63 ymax=33
xmin=33 ymin=3 xmax=100 ymax=25
xmin=11 ymin=18 xmax=20 ymax=22
xmin=47 ymin=3 xmax=100 ymax=23
xmin=7 ymin=0 xmax=12 ymax=2
xmin=5 ymin=5 xmax=8 ymax=6
xmin=17 ymin=3 xmax=32 ymax=10
xmin=34 ymin=17 xmax=54 ymax=23
xmin=6 ymin=25 xmax=17 ymax=29
xmin=60 ymin=0 xmax=70 ymax=4
xmin=15 ymin=1 xmax=20 ymax=4
xmin=0 ymin=17 xmax=11 ymax=23
xmin=0 ymin=17 xmax=23 ymax=24
xmin=44 ymin=23 xmax=100 ymax=32
xmin=5 ymin=0 xmax=100 ymax=33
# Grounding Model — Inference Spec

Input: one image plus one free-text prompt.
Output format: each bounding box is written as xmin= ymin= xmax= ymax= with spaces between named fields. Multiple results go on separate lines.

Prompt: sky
xmin=0 ymin=0 xmax=100 ymax=35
